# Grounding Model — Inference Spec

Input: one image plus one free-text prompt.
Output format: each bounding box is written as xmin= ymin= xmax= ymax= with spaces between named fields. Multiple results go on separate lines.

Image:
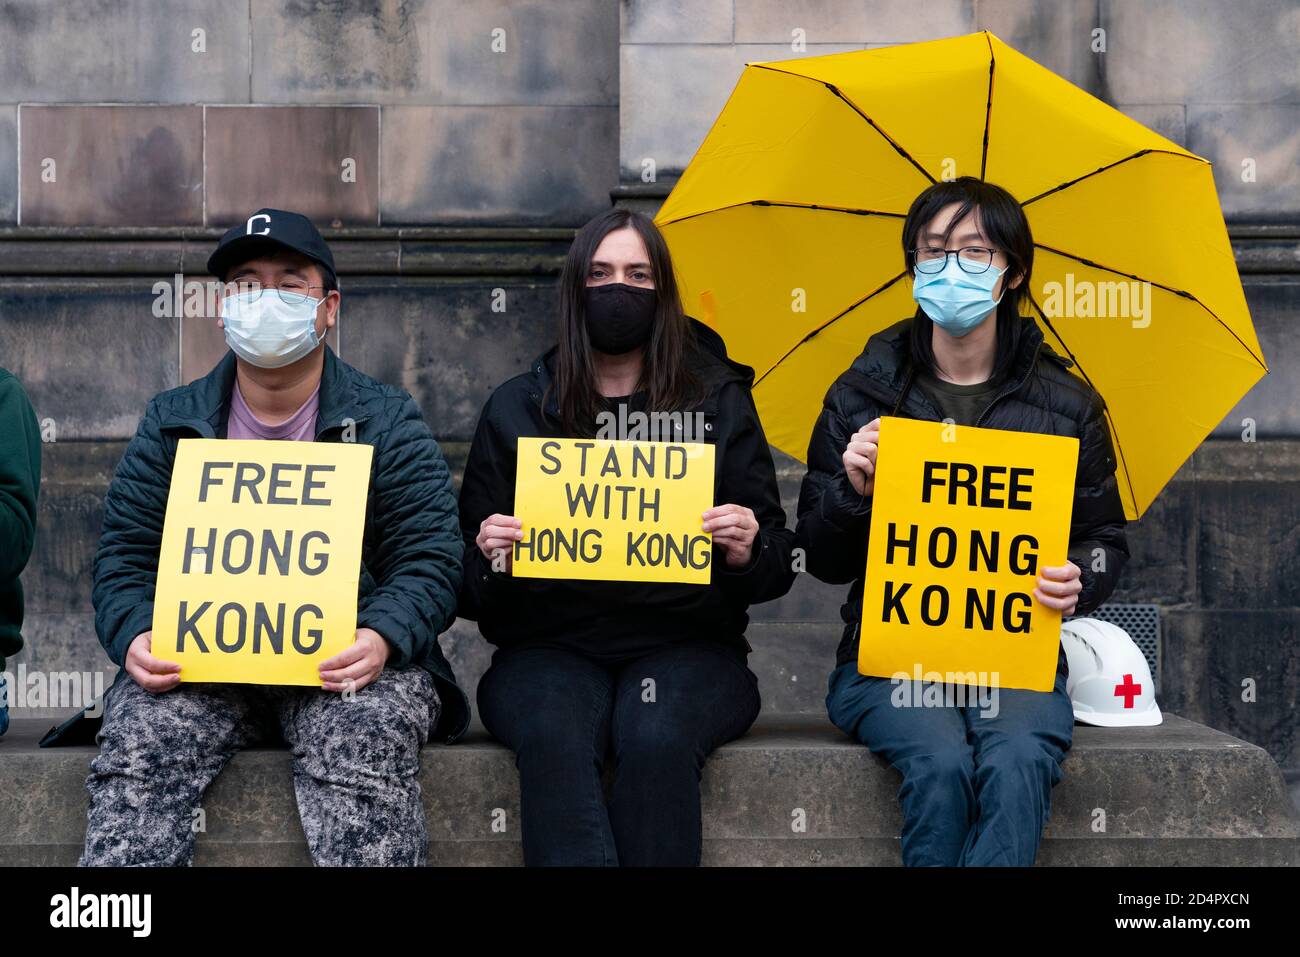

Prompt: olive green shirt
xmin=916 ymin=369 xmax=1005 ymax=428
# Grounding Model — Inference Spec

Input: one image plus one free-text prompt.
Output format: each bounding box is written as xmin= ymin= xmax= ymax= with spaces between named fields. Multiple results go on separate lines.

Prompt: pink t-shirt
xmin=226 ymin=381 xmax=320 ymax=442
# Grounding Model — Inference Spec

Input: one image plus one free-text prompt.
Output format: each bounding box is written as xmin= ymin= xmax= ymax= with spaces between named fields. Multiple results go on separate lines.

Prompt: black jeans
xmin=477 ymin=639 xmax=761 ymax=866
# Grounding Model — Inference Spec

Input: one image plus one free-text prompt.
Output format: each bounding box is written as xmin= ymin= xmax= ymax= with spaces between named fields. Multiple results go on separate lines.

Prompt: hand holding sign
xmin=125 ymin=631 xmax=182 ymax=694
xmin=318 ymin=627 xmax=392 ymax=693
xmin=476 ymin=513 xmax=523 ymax=574
xmin=1035 ymin=561 xmax=1083 ymax=615
xmin=843 ymin=417 xmax=881 ymax=496
xmin=701 ymin=504 xmax=759 ymax=568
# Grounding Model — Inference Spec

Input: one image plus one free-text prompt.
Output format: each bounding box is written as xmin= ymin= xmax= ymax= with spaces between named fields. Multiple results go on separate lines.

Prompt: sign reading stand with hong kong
xmin=859 ymin=417 xmax=1078 ymax=692
xmin=151 ymin=439 xmax=373 ymax=686
xmin=513 ymin=438 xmax=716 ymax=584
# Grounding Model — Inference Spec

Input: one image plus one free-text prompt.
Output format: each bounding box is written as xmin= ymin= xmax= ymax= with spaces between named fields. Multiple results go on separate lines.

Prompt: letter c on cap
xmin=246 ymin=213 xmax=271 ymax=236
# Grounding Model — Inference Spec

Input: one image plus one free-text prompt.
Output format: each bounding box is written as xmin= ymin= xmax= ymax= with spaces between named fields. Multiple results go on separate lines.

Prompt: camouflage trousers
xmin=80 ymin=666 xmax=439 ymax=867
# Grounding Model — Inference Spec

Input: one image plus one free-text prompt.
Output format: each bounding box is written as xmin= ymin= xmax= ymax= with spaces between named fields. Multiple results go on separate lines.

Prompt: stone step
xmin=2 ymin=713 xmax=1295 ymax=866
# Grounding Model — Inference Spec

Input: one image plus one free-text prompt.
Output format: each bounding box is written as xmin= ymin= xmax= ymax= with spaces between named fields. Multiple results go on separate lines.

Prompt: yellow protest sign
xmin=151 ymin=438 xmax=373 ymax=686
xmin=859 ymin=417 xmax=1079 ymax=692
xmin=513 ymin=438 xmax=716 ymax=584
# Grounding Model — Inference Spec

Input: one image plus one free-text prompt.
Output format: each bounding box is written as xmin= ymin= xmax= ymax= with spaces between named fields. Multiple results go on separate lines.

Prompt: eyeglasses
xmin=222 ymin=280 xmax=327 ymax=306
xmin=911 ymin=246 xmax=998 ymax=275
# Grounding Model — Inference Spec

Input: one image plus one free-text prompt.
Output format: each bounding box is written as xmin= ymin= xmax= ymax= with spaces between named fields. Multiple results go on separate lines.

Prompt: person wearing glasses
xmin=796 ymin=177 xmax=1129 ymax=866
xmin=64 ymin=209 xmax=468 ymax=866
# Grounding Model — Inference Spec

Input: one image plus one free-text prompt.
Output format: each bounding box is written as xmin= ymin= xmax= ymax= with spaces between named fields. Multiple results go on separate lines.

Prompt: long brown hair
xmin=551 ymin=209 xmax=699 ymax=436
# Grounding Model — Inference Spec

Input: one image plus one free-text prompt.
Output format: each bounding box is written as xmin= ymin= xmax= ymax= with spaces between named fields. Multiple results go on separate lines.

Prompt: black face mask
xmin=584 ymin=283 xmax=657 ymax=355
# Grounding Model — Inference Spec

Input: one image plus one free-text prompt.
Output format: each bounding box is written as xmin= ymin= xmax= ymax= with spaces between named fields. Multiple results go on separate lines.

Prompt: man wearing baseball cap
xmin=65 ymin=208 xmax=468 ymax=866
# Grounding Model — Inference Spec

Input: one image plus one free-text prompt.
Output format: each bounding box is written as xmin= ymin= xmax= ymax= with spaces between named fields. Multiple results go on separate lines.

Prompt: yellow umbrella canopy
xmin=655 ymin=32 xmax=1266 ymax=519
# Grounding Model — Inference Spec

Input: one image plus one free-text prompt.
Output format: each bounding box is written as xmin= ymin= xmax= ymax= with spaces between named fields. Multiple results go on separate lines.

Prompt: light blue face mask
xmin=221 ymin=290 xmax=323 ymax=369
xmin=912 ymin=255 xmax=1005 ymax=337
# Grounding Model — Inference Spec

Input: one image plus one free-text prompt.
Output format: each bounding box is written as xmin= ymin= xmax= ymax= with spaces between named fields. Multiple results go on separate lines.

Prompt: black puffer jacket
xmin=796 ymin=317 xmax=1130 ymax=668
xmin=458 ymin=320 xmax=795 ymax=660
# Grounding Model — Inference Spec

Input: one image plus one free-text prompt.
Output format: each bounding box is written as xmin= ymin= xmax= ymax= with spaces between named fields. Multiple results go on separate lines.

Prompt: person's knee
xmin=293 ymin=698 xmax=429 ymax=787
xmin=613 ymin=715 xmax=703 ymax=775
xmin=825 ymin=669 xmax=889 ymax=742
xmin=310 ymin=671 xmax=433 ymax=739
xmin=900 ymin=744 xmax=975 ymax=790
xmin=509 ymin=719 xmax=605 ymax=780
xmin=484 ymin=681 xmax=610 ymax=766
xmin=94 ymin=687 xmax=220 ymax=777
xmin=977 ymin=732 xmax=1065 ymax=784
xmin=825 ymin=687 xmax=861 ymax=740
xmin=299 ymin=733 xmax=422 ymax=793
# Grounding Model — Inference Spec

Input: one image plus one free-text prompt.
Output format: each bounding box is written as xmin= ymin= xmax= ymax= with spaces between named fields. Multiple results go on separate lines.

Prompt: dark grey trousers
xmin=80 ymin=666 xmax=439 ymax=867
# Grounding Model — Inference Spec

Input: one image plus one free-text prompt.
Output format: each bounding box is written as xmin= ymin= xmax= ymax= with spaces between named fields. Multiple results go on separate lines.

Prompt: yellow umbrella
xmin=655 ymin=32 xmax=1266 ymax=519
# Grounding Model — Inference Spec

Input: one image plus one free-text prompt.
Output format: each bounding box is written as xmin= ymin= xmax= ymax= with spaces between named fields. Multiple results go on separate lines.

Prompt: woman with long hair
xmin=797 ymin=176 xmax=1129 ymax=866
xmin=458 ymin=208 xmax=795 ymax=866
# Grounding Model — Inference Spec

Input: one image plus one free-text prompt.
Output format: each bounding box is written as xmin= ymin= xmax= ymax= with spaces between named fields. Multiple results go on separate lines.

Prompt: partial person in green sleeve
xmin=0 ymin=367 xmax=41 ymax=738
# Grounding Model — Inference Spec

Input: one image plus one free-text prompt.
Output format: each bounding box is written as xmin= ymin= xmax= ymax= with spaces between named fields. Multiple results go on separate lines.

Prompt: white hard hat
xmin=1060 ymin=618 xmax=1162 ymax=727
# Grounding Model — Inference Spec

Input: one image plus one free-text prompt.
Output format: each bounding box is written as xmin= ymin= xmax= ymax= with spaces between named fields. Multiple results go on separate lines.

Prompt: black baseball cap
xmin=207 ymin=208 xmax=337 ymax=287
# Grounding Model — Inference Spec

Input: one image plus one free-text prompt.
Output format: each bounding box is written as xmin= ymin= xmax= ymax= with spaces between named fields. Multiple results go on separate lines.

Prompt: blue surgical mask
xmin=912 ymin=256 xmax=1005 ymax=337
xmin=221 ymin=291 xmax=323 ymax=368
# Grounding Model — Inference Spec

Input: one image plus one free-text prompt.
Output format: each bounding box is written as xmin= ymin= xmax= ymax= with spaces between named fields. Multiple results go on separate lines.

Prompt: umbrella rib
xmin=1027 ymin=292 xmax=1141 ymax=517
xmin=752 ymin=200 xmax=906 ymax=217
xmin=980 ymin=32 xmax=995 ymax=180
xmin=1020 ymin=149 xmax=1206 ymax=208
xmin=657 ymin=199 xmax=905 ymax=228
xmin=1035 ymin=242 xmax=1268 ymax=371
xmin=753 ymin=271 xmax=909 ymax=387
xmin=747 ymin=63 xmax=936 ymax=186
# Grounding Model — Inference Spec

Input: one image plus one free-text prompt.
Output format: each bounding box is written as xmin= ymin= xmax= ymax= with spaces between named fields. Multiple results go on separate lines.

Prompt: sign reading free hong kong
xmin=513 ymin=438 xmax=716 ymax=584
xmin=859 ymin=418 xmax=1079 ymax=693
xmin=151 ymin=439 xmax=373 ymax=686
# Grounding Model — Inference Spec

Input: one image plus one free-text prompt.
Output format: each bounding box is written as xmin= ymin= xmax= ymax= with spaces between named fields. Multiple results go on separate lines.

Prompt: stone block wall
xmin=0 ymin=0 xmax=620 ymax=227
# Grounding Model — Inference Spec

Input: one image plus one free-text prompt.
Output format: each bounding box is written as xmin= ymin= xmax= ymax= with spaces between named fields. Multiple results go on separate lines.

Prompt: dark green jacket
xmin=0 ymin=368 xmax=41 ymax=674
xmin=42 ymin=347 xmax=469 ymax=746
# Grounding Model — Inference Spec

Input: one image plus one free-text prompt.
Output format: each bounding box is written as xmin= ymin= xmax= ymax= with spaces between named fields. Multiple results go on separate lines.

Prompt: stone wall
xmin=0 ymin=2 xmax=1296 ymax=774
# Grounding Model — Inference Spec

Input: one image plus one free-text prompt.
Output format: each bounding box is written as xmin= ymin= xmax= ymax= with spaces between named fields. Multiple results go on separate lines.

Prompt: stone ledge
xmin=2 ymin=713 xmax=1294 ymax=866
xmin=0 ymin=228 xmax=577 ymax=278
xmin=0 ymin=223 xmax=1294 ymax=276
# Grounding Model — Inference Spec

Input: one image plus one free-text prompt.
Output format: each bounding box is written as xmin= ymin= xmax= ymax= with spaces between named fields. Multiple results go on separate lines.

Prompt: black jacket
xmin=43 ymin=346 xmax=469 ymax=746
xmin=457 ymin=320 xmax=795 ymax=660
xmin=796 ymin=317 xmax=1130 ymax=668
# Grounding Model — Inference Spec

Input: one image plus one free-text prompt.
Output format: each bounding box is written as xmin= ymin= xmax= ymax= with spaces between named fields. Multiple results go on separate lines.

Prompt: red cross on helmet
xmin=1060 ymin=618 xmax=1162 ymax=727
